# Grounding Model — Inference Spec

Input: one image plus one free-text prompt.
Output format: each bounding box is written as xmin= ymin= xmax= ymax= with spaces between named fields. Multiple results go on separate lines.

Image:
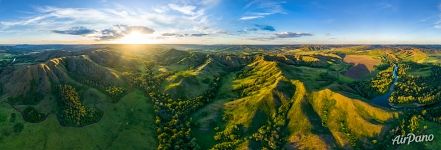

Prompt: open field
xmin=343 ymin=55 xmax=381 ymax=79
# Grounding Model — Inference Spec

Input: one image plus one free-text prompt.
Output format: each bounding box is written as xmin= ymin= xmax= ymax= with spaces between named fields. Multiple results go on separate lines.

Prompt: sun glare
xmin=117 ymin=31 xmax=153 ymax=44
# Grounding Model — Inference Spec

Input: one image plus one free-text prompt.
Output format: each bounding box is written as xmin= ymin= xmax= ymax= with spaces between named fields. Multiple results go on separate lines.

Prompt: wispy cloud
xmin=168 ymin=3 xmax=198 ymax=16
xmin=0 ymin=1 xmax=222 ymax=42
xmin=162 ymin=33 xmax=185 ymax=37
xmin=435 ymin=24 xmax=441 ymax=29
xmin=201 ymin=0 xmax=220 ymax=7
xmin=93 ymin=25 xmax=155 ymax=40
xmin=161 ymin=32 xmax=209 ymax=37
xmin=435 ymin=3 xmax=441 ymax=29
xmin=376 ymin=2 xmax=399 ymax=12
xmin=435 ymin=21 xmax=441 ymax=29
xmin=275 ymin=32 xmax=313 ymax=38
xmin=0 ymin=6 xmax=164 ymax=31
xmin=250 ymin=31 xmax=313 ymax=41
xmin=378 ymin=2 xmax=393 ymax=9
xmin=52 ymin=25 xmax=154 ymax=40
xmin=240 ymin=0 xmax=286 ymax=20
xmin=325 ymin=33 xmax=337 ymax=40
xmin=190 ymin=33 xmax=209 ymax=37
xmin=240 ymin=16 xmax=264 ymax=20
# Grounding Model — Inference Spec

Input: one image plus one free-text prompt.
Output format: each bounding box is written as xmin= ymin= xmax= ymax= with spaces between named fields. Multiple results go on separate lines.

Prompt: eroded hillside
xmin=0 ymin=45 xmax=441 ymax=150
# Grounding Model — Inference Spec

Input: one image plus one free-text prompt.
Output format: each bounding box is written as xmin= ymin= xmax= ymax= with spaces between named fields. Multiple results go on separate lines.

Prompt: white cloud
xmin=240 ymin=0 xmax=286 ymax=20
xmin=168 ymin=3 xmax=197 ymax=16
xmin=92 ymin=25 xmax=155 ymax=40
xmin=435 ymin=20 xmax=441 ymax=29
xmin=275 ymin=32 xmax=312 ymax=38
xmin=240 ymin=16 xmax=264 ymax=20
xmin=435 ymin=3 xmax=441 ymax=29
xmin=201 ymin=0 xmax=220 ymax=6
xmin=378 ymin=2 xmax=393 ymax=9
xmin=0 ymin=1 xmax=223 ymax=42
xmin=249 ymin=31 xmax=313 ymax=41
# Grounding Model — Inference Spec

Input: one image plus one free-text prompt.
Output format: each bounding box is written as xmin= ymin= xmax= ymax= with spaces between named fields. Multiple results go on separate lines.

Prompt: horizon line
xmin=2 ymin=43 xmax=441 ymax=46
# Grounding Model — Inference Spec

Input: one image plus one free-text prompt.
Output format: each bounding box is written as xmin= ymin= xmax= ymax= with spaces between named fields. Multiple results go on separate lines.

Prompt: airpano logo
xmin=392 ymin=133 xmax=434 ymax=145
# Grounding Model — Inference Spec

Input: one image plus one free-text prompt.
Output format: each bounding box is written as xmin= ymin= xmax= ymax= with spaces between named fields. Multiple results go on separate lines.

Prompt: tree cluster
xmin=248 ymin=100 xmax=293 ymax=150
xmin=105 ymin=86 xmax=127 ymax=102
xmin=389 ymin=63 xmax=441 ymax=105
xmin=212 ymin=124 xmax=244 ymax=149
xmin=57 ymin=84 xmax=102 ymax=127
xmin=338 ymin=119 xmax=359 ymax=148
xmin=22 ymin=106 xmax=46 ymax=123
xmin=133 ymin=63 xmax=222 ymax=150
xmin=370 ymin=66 xmax=394 ymax=94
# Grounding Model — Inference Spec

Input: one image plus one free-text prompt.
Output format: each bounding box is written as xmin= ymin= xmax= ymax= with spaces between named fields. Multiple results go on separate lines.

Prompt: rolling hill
xmin=0 ymin=45 xmax=440 ymax=149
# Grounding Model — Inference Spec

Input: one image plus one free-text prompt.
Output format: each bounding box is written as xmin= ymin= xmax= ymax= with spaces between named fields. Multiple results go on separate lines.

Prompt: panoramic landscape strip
xmin=1 ymin=44 xmax=441 ymax=149
xmin=1 ymin=0 xmax=441 ymax=150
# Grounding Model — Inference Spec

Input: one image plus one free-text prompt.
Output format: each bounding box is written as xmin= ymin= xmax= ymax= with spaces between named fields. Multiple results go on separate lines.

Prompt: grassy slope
xmin=192 ymin=58 xmax=287 ymax=149
xmin=225 ymin=58 xmax=285 ymax=129
xmin=279 ymin=63 xmax=330 ymax=90
xmin=0 ymin=89 xmax=156 ymax=150
xmin=191 ymin=53 xmax=398 ymax=149
xmin=2 ymin=48 xmax=440 ymax=149
xmin=191 ymin=72 xmax=238 ymax=149
xmin=0 ymin=53 xmax=14 ymax=60
xmin=309 ymin=89 xmax=396 ymax=148
xmin=165 ymin=56 xmax=225 ymax=98
xmin=425 ymin=53 xmax=441 ymax=64
xmin=286 ymin=81 xmax=337 ymax=149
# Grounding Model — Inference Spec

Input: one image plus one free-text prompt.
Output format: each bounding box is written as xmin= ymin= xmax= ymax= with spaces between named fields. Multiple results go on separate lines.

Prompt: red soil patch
xmin=343 ymin=55 xmax=380 ymax=79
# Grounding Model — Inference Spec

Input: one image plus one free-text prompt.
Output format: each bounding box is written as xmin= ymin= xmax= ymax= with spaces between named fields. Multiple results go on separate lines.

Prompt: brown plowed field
xmin=343 ymin=55 xmax=380 ymax=79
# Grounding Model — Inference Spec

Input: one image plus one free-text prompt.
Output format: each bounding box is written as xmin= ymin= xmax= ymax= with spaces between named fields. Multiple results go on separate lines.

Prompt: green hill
xmin=0 ymin=46 xmax=440 ymax=150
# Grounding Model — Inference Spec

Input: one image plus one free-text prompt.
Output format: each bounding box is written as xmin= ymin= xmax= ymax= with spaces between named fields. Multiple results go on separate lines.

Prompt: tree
xmin=22 ymin=106 xmax=46 ymax=123
xmin=57 ymin=84 xmax=102 ymax=127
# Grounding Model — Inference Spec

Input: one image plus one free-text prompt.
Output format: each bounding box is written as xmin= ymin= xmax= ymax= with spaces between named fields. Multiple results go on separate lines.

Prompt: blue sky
xmin=0 ymin=0 xmax=441 ymax=44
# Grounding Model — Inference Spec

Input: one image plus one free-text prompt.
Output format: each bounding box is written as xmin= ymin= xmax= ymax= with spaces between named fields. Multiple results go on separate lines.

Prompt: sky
xmin=0 ymin=0 xmax=441 ymax=44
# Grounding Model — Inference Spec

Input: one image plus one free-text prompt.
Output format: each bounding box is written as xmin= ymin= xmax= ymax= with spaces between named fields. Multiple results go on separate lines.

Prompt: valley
xmin=0 ymin=45 xmax=440 ymax=149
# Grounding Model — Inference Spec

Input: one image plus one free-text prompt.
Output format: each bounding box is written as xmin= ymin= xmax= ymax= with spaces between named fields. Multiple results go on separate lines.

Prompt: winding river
xmin=371 ymin=64 xmax=398 ymax=108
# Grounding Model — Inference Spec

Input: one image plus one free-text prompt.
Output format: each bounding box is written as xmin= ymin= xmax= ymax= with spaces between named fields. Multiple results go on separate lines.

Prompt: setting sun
xmin=116 ymin=31 xmax=153 ymax=44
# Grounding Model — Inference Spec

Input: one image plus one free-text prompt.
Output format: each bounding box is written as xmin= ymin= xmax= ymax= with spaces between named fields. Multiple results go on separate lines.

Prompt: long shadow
xmin=297 ymin=96 xmax=340 ymax=149
xmin=336 ymin=53 xmax=346 ymax=59
xmin=344 ymin=63 xmax=370 ymax=80
xmin=371 ymin=116 xmax=401 ymax=149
